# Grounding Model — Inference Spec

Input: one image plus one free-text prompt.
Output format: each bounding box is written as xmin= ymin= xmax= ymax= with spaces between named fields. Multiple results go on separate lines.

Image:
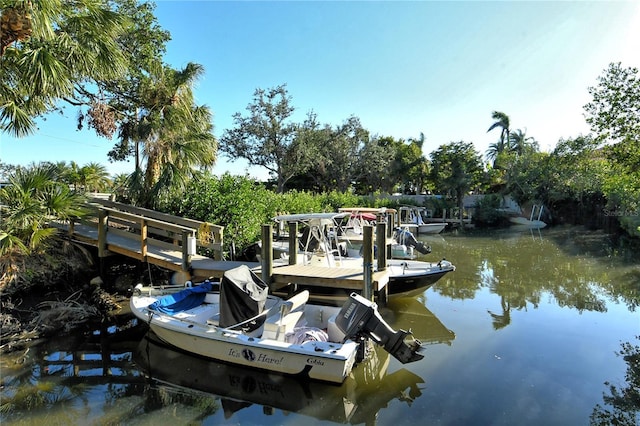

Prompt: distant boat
xmin=508 ymin=216 xmax=547 ymax=228
xmin=509 ymin=204 xmax=547 ymax=228
xmin=398 ymin=206 xmax=447 ymax=234
xmin=268 ymin=212 xmax=455 ymax=299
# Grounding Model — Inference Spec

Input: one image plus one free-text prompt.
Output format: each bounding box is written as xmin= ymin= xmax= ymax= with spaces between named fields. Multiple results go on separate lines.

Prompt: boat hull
xmin=417 ymin=223 xmax=447 ymax=234
xmin=388 ymin=269 xmax=451 ymax=297
xmin=130 ymin=296 xmax=359 ymax=384
xmin=276 ymin=262 xmax=454 ymax=301
xmin=509 ymin=217 xmax=547 ymax=228
xmin=148 ymin=321 xmax=358 ymax=383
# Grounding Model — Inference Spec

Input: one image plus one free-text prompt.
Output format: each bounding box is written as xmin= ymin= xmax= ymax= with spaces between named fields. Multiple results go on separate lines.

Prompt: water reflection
xmin=421 ymin=227 xmax=640 ymax=324
xmin=590 ymin=336 xmax=640 ymax=426
xmin=0 ymin=320 xmax=146 ymax=424
xmin=0 ymin=298 xmax=460 ymax=424
xmin=382 ymin=297 xmax=455 ymax=345
xmin=134 ymin=332 xmax=424 ymax=424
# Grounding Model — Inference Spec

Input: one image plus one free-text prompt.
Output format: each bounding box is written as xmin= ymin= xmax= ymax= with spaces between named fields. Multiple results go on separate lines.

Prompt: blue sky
xmin=2 ymin=1 xmax=639 ymax=180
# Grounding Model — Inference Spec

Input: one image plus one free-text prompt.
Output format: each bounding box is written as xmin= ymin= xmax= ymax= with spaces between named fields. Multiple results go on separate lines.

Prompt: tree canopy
xmin=1 ymin=0 xmax=129 ymax=137
xmin=429 ymin=141 xmax=483 ymax=225
xmin=583 ymin=62 xmax=640 ymax=237
xmin=219 ymin=84 xmax=314 ymax=193
xmin=584 ymin=62 xmax=640 ymax=145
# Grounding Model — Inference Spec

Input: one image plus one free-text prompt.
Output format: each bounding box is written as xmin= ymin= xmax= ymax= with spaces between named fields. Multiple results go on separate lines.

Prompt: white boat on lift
xmin=130 ymin=265 xmax=424 ymax=384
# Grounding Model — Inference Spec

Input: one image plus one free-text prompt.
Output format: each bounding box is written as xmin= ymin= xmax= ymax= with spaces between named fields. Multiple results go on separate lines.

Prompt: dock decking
xmin=60 ymin=198 xmax=389 ymax=302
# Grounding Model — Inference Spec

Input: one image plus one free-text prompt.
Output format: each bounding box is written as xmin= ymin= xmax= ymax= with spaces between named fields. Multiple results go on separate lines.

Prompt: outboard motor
xmin=335 ymin=293 xmax=424 ymax=364
xmin=394 ymin=228 xmax=432 ymax=255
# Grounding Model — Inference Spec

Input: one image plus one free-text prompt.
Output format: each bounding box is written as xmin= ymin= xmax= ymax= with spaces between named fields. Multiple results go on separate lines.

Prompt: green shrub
xmin=473 ymin=194 xmax=508 ymax=227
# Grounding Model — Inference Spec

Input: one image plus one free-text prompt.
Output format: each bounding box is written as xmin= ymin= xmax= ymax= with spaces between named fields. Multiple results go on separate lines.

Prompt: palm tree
xmin=124 ymin=62 xmax=217 ymax=208
xmin=110 ymin=173 xmax=130 ymax=200
xmin=79 ymin=162 xmax=111 ymax=193
xmin=486 ymin=111 xmax=511 ymax=167
xmin=0 ymin=164 xmax=87 ymax=258
xmin=485 ymin=141 xmax=506 ymax=167
xmin=0 ymin=0 xmax=127 ymax=137
xmin=508 ymin=129 xmax=538 ymax=156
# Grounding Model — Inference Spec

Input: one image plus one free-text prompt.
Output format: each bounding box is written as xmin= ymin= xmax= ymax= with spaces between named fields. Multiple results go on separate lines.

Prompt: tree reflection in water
xmin=590 ymin=336 xmax=640 ymax=426
xmin=430 ymin=227 xmax=639 ymax=329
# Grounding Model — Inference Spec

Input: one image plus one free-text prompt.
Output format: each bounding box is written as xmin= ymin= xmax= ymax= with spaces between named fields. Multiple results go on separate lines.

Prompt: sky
xmin=2 ymin=0 xmax=640 ymax=181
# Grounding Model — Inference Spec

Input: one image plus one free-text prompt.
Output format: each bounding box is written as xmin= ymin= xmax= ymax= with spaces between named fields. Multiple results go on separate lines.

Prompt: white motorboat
xmin=399 ymin=206 xmax=447 ymax=234
xmin=130 ymin=265 xmax=424 ymax=384
xmin=508 ymin=204 xmax=547 ymax=228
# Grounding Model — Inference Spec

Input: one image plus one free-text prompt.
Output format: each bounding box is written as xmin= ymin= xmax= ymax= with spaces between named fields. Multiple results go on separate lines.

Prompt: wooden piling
xmin=376 ymin=222 xmax=387 ymax=271
xmin=288 ymin=222 xmax=298 ymax=265
xmin=362 ymin=225 xmax=374 ymax=301
xmin=97 ymin=210 xmax=108 ymax=257
xmin=261 ymin=224 xmax=274 ymax=289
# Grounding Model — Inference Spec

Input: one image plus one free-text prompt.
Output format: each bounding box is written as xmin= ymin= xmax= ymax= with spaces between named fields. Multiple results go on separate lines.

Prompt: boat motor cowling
xmin=394 ymin=228 xmax=432 ymax=255
xmin=336 ymin=293 xmax=424 ymax=364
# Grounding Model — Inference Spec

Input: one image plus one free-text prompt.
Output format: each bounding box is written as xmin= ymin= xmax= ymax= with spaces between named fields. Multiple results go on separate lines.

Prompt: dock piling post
xmin=97 ymin=209 xmax=108 ymax=257
xmin=363 ymin=225 xmax=374 ymax=301
xmin=261 ymin=224 xmax=274 ymax=290
xmin=288 ymin=222 xmax=298 ymax=265
xmin=376 ymin=222 xmax=387 ymax=271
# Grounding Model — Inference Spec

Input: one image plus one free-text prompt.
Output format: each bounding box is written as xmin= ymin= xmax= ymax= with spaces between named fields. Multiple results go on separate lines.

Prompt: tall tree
xmin=390 ymin=134 xmax=429 ymax=194
xmin=583 ymin=62 xmax=640 ymax=236
xmin=1 ymin=0 xmax=128 ymax=137
xmin=508 ymin=129 xmax=538 ymax=156
xmin=429 ymin=141 xmax=483 ymax=227
xmin=357 ymin=135 xmax=395 ymax=194
xmin=584 ymin=62 xmax=640 ymax=145
xmin=220 ymin=84 xmax=312 ymax=193
xmin=486 ymin=111 xmax=511 ymax=167
xmin=124 ymin=62 xmax=217 ymax=209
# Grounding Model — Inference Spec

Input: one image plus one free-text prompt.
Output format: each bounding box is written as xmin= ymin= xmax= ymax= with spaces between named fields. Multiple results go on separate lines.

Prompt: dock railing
xmin=63 ymin=198 xmax=224 ymax=272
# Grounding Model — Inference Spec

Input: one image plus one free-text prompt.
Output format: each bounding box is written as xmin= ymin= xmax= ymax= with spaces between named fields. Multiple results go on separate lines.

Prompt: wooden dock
xmin=59 ymin=199 xmax=389 ymax=302
xmin=57 ymin=198 xmax=224 ymax=273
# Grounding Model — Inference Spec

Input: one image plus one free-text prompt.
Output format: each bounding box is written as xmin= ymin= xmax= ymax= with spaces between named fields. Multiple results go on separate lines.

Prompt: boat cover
xmin=219 ymin=265 xmax=268 ymax=329
xmin=147 ymin=281 xmax=214 ymax=314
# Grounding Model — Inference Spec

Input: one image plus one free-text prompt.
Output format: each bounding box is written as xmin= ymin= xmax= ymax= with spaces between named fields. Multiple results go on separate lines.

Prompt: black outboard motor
xmin=394 ymin=228 xmax=431 ymax=255
xmin=335 ymin=293 xmax=424 ymax=364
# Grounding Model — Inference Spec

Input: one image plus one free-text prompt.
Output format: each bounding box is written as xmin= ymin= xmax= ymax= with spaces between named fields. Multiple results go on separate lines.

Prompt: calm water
xmin=1 ymin=226 xmax=638 ymax=425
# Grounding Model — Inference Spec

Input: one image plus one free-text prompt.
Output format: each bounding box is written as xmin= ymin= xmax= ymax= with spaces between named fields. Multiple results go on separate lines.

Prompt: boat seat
xmin=262 ymin=290 xmax=309 ymax=341
xmin=277 ymin=290 xmax=309 ymax=316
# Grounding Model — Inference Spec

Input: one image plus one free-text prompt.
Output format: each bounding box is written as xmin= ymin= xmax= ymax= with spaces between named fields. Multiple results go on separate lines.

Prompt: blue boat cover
xmin=148 ymin=281 xmax=214 ymax=314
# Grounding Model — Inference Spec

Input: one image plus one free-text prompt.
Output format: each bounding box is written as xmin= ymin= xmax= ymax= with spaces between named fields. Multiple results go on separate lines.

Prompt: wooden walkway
xmin=60 ymin=198 xmax=389 ymax=301
xmin=58 ymin=198 xmax=224 ymax=273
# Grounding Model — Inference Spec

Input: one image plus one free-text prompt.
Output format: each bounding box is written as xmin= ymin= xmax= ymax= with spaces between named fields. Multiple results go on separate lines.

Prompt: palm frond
xmin=28 ymin=227 xmax=58 ymax=251
xmin=0 ymin=231 xmax=30 ymax=256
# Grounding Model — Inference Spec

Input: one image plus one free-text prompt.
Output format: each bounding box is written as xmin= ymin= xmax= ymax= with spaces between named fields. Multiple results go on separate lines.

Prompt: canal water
xmin=1 ymin=226 xmax=638 ymax=425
